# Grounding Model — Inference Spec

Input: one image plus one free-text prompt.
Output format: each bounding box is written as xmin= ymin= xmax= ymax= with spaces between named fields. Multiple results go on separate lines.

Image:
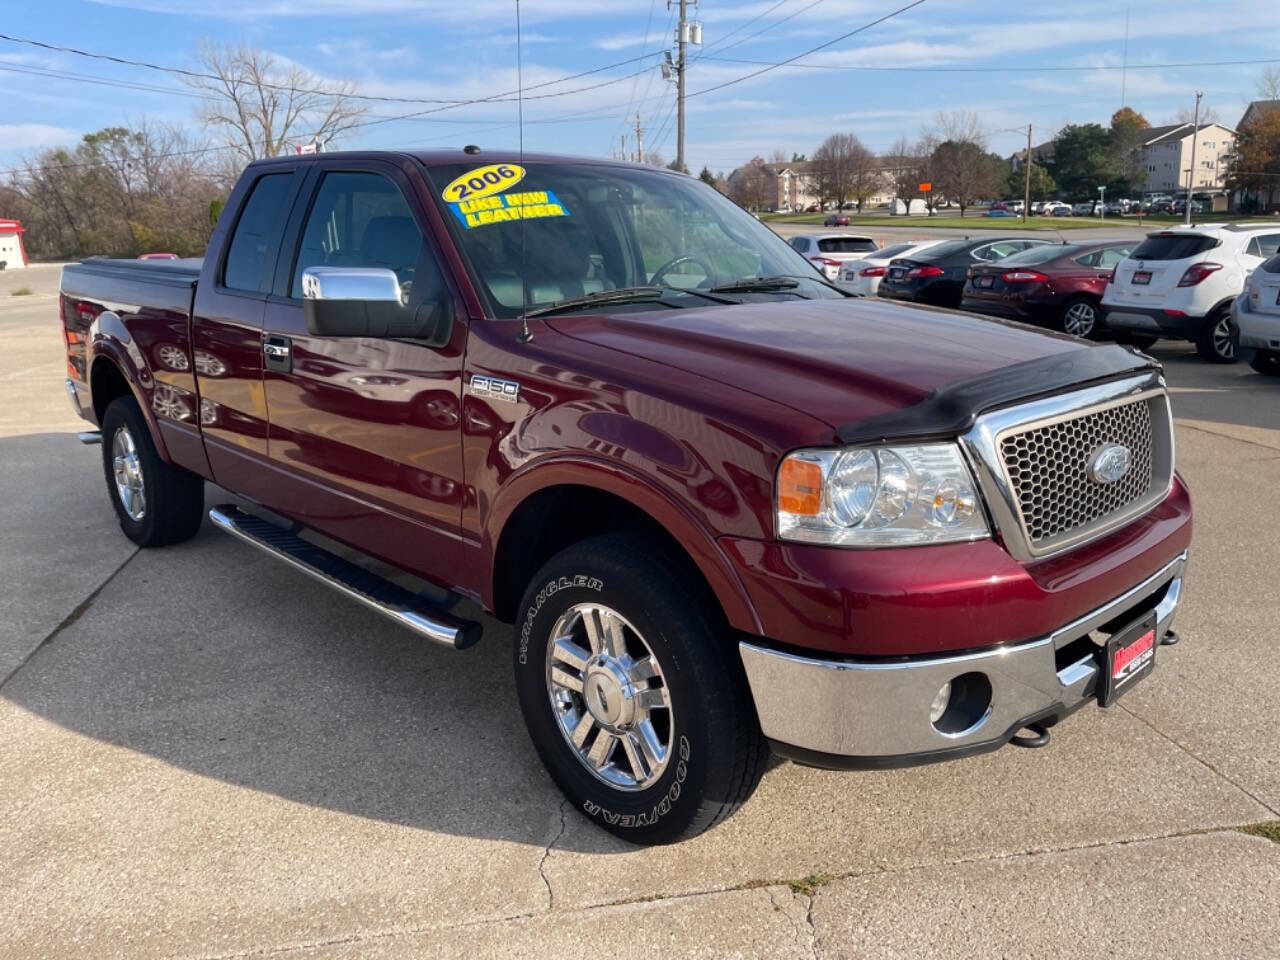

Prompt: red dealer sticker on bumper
xmin=1100 ymin=612 xmax=1158 ymax=706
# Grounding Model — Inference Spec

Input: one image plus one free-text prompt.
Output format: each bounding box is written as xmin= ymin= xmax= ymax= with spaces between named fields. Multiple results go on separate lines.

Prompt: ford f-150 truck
xmin=59 ymin=150 xmax=1192 ymax=845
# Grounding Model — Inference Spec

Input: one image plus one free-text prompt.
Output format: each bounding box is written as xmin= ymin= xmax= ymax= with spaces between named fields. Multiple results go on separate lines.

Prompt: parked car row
xmin=823 ymin=223 xmax=1280 ymax=371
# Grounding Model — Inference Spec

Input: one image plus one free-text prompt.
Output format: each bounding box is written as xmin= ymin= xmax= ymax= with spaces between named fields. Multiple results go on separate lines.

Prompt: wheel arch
xmin=487 ymin=462 xmax=762 ymax=636
xmin=88 ymin=339 xmax=171 ymax=463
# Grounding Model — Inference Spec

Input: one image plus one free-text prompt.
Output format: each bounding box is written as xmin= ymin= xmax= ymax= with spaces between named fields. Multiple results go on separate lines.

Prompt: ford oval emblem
xmin=1090 ymin=444 xmax=1132 ymax=484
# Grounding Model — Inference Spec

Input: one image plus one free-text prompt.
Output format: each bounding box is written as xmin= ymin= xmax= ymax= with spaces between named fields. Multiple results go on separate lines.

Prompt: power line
xmin=694 ymin=0 xmax=796 ymax=60
xmin=0 ymin=32 xmax=667 ymax=107
xmin=687 ymin=0 xmax=929 ymax=99
xmin=711 ymin=0 xmax=827 ymax=58
xmin=698 ymin=53 xmax=1280 ymax=73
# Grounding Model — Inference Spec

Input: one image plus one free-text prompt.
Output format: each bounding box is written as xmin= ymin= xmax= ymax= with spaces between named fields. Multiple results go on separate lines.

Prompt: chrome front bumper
xmin=740 ymin=551 xmax=1187 ymax=767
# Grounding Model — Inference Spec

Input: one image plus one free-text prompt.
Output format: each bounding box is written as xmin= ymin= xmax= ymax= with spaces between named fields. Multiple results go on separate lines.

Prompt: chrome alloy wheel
xmin=111 ymin=425 xmax=146 ymax=521
xmin=546 ymin=603 xmax=674 ymax=791
xmin=1212 ymin=313 xmax=1236 ymax=360
xmin=1063 ymin=301 xmax=1096 ymax=337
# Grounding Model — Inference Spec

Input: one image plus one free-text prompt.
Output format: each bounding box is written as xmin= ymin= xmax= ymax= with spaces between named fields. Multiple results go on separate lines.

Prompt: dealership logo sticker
xmin=1089 ymin=443 xmax=1132 ymax=484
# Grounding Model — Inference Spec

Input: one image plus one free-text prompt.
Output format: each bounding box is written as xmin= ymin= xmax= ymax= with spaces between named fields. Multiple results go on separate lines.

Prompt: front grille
xmin=998 ymin=397 xmax=1156 ymax=550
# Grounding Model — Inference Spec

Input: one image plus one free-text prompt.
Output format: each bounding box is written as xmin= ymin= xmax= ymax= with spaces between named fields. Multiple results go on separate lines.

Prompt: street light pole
xmin=1023 ymin=123 xmax=1032 ymax=224
xmin=1185 ymin=90 xmax=1202 ymax=226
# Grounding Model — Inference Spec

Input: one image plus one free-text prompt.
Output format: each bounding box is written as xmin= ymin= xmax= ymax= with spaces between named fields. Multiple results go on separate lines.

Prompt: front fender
xmin=486 ymin=455 xmax=763 ymax=635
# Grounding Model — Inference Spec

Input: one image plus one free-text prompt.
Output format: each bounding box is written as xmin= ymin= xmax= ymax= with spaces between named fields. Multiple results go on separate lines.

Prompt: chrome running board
xmin=209 ymin=504 xmax=481 ymax=650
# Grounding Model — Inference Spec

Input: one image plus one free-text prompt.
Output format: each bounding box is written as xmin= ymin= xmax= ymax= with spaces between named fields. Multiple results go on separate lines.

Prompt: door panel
xmin=192 ymin=168 xmax=303 ymax=500
xmin=261 ymin=165 xmax=466 ymax=582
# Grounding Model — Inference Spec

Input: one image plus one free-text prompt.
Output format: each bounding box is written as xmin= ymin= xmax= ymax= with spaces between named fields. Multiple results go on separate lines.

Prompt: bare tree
xmin=1257 ymin=67 xmax=1280 ymax=101
xmin=932 ymin=110 xmax=987 ymax=149
xmin=886 ymin=135 xmax=930 ymax=209
xmin=929 ymin=139 xmax=1005 ymax=216
xmin=186 ymin=42 xmax=368 ymax=160
xmin=729 ymin=157 xmax=776 ymax=212
xmin=1176 ymin=103 xmax=1221 ymax=125
xmin=810 ymin=133 xmax=874 ymax=208
xmin=769 ymin=148 xmax=790 ymax=165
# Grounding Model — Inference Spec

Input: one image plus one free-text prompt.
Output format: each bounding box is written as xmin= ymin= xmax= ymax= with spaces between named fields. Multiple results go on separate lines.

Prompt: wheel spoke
xmin=581 ymin=608 xmax=603 ymax=655
xmin=638 ymin=685 xmax=670 ymax=711
xmin=550 ymin=665 xmax=583 ymax=693
xmin=636 ymin=719 xmax=664 ymax=768
xmin=570 ymin=711 xmax=595 ymax=748
xmin=630 ymin=656 xmax=658 ymax=682
xmin=586 ymin=729 xmax=615 ymax=769
xmin=620 ymin=732 xmax=647 ymax=782
xmin=551 ymin=637 xmax=589 ymax=671
xmin=602 ymin=610 xmax=627 ymax=658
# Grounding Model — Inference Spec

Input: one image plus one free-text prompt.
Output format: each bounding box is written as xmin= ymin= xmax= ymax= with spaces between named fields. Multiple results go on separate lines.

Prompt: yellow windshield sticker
xmin=449 ymin=189 xmax=571 ymax=229
xmin=441 ymin=163 xmax=525 ymax=203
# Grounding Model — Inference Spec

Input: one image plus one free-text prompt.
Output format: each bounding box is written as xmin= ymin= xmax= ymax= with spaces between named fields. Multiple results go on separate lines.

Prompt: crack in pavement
xmin=0 ymin=547 xmax=138 ymax=693
xmin=537 ymin=798 xmax=570 ymax=910
xmin=1118 ymin=700 xmax=1280 ymax=818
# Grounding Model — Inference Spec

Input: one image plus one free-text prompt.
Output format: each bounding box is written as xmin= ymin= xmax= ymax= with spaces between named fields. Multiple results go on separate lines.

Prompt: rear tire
xmin=1060 ymin=297 xmax=1103 ymax=339
xmin=100 ymin=396 xmax=205 ymax=547
xmin=1250 ymin=349 xmax=1280 ymax=377
xmin=1195 ymin=308 xmax=1239 ymax=364
xmin=513 ymin=534 xmax=767 ymax=845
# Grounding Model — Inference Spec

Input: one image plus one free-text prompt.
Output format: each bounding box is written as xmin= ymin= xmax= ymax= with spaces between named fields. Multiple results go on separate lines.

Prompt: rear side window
xmin=789 ymin=237 xmax=810 ymax=253
xmin=817 ymin=237 xmax=877 ymax=253
xmin=1262 ymin=254 xmax=1280 ymax=274
xmin=1129 ymin=234 xmax=1218 ymax=261
xmin=1245 ymin=234 xmax=1280 ymax=258
xmin=223 ymin=173 xmax=295 ymax=292
xmin=290 ymin=171 xmax=427 ymax=299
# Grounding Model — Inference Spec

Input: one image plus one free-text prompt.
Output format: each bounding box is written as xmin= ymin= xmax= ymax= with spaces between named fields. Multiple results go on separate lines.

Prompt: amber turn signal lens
xmin=778 ymin=458 xmax=823 ymax=515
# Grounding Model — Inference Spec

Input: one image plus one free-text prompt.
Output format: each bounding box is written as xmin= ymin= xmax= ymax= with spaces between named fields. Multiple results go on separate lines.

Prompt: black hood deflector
xmin=835 ymin=344 xmax=1160 ymax=445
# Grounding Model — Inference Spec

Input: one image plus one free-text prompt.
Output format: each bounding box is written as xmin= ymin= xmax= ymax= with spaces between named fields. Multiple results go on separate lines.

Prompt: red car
xmin=823 ymin=213 xmax=850 ymax=227
xmin=960 ymin=240 xmax=1137 ymax=339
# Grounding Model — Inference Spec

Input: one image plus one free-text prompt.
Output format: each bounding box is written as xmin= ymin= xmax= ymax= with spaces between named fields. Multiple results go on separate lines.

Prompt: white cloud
xmin=0 ymin=124 xmax=80 ymax=151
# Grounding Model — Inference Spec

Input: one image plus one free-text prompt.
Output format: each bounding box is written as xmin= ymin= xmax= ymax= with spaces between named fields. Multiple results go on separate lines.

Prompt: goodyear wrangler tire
xmin=513 ymin=534 xmax=767 ymax=845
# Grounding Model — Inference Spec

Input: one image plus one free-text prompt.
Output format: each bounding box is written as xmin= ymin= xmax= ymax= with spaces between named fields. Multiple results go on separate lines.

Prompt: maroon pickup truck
xmin=59 ymin=150 xmax=1191 ymax=844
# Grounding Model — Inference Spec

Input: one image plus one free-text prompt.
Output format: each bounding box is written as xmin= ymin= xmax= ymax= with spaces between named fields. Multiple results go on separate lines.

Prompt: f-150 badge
xmin=470 ymin=374 xmax=520 ymax=403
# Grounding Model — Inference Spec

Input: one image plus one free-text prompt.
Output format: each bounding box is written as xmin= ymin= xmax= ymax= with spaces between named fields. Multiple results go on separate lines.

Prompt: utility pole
xmin=1185 ymin=90 xmax=1202 ymax=226
xmin=635 ymin=113 xmax=644 ymax=164
xmin=676 ymin=0 xmax=688 ymax=173
xmin=620 ymin=134 xmax=627 ymax=162
xmin=1023 ymin=123 xmax=1032 ymax=224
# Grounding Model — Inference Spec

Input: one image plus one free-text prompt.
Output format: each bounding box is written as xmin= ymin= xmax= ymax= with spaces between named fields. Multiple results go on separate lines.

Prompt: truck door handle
xmin=263 ymin=335 xmax=292 ymax=373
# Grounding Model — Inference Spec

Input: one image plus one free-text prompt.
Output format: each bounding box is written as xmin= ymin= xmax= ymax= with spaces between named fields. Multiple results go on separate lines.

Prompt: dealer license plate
xmin=977 ymin=275 xmax=994 ymax=288
xmin=1099 ymin=612 xmax=1157 ymax=707
xmin=1132 ymin=270 xmax=1151 ymax=285
xmin=889 ymin=268 xmax=905 ymax=279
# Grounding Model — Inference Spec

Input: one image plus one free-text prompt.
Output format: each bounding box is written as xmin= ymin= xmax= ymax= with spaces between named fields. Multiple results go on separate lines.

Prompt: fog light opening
xmin=929 ymin=681 xmax=952 ymax=724
xmin=931 ymin=672 xmax=993 ymax=737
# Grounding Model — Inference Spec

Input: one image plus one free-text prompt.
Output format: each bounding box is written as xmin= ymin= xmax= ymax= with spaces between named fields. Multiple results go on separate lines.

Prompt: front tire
xmin=1195 ymin=308 xmax=1239 ymax=364
xmin=1250 ymin=349 xmax=1280 ymax=376
xmin=100 ymin=396 xmax=205 ymax=546
xmin=513 ymin=535 xmax=767 ymax=845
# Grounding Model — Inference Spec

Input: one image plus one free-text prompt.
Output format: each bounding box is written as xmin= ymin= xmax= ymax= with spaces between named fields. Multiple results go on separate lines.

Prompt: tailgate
xmin=1107 ymin=258 xmax=1181 ymax=306
xmin=1252 ymin=274 xmax=1280 ymax=316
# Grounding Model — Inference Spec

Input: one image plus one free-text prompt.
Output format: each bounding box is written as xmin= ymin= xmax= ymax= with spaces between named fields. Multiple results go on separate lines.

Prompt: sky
xmin=3 ymin=0 xmax=1280 ymax=179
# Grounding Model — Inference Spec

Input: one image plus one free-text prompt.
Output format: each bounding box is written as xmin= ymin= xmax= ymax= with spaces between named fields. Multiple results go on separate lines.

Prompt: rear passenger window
xmin=223 ymin=173 xmax=295 ymax=292
xmin=291 ymin=171 xmax=428 ymax=299
xmin=1255 ymin=234 xmax=1280 ymax=258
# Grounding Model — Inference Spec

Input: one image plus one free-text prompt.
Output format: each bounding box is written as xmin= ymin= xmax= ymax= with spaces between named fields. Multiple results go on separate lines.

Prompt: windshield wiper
xmin=709 ymin=275 xmax=801 ymax=294
xmin=524 ymin=286 xmax=668 ymax=317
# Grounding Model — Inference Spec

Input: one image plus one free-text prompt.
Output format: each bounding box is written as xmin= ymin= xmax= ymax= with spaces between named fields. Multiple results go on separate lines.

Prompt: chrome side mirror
xmin=301 ymin=266 xmax=403 ymax=303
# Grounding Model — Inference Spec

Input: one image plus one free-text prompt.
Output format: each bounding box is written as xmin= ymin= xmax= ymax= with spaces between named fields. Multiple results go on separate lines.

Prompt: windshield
xmin=424 ymin=160 xmax=841 ymax=317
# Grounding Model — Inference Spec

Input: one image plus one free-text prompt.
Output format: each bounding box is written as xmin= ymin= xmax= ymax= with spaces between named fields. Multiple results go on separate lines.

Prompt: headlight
xmin=777 ymin=443 xmax=989 ymax=546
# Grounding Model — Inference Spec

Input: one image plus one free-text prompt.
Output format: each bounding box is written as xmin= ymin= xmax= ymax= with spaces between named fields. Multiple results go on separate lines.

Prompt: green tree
xmin=930 ymin=140 xmax=1006 ymax=216
xmin=698 ymin=166 xmax=716 ymax=186
xmin=1108 ymin=107 xmax=1150 ymax=196
xmin=1047 ymin=124 xmax=1113 ymax=200
xmin=1005 ymin=162 xmax=1057 ymax=201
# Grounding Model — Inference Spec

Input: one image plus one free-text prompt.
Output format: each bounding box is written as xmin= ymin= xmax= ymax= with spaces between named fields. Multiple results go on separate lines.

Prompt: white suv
xmin=1232 ymin=252 xmax=1280 ymax=376
xmin=1102 ymin=225 xmax=1280 ymax=363
xmin=787 ymin=234 xmax=880 ymax=281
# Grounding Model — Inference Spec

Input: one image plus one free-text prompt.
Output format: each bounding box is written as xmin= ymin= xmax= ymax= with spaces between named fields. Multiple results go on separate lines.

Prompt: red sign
xmin=918 ymin=182 xmax=932 ymax=192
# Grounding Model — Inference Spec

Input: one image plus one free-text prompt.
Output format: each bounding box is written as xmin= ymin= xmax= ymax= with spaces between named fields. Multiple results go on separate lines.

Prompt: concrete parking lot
xmin=2 ymin=261 xmax=1279 ymax=959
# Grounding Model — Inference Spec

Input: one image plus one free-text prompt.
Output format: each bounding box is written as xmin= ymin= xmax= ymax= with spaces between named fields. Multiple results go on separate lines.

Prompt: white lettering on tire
xmin=518 ymin=574 xmax=603 ymax=664
xmin=581 ymin=736 xmax=691 ymax=828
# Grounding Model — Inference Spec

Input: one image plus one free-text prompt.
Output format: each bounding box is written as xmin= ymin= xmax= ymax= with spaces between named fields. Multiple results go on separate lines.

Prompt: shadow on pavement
xmin=1148 ymin=342 xmax=1280 ymax=434
xmin=1 ymin=452 xmax=628 ymax=855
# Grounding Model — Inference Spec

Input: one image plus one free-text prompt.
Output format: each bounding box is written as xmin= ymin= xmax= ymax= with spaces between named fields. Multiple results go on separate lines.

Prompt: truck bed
xmin=61 ymin=258 xmax=203 ymax=312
